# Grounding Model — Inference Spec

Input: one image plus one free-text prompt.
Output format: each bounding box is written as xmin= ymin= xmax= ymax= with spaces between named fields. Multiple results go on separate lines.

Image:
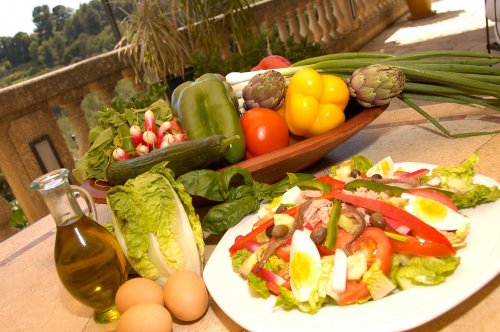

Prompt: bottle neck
xmin=39 ymin=182 xmax=84 ymax=226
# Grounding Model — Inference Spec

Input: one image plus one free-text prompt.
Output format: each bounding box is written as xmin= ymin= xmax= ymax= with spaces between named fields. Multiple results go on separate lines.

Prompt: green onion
xmin=227 ymin=50 xmax=500 ymax=138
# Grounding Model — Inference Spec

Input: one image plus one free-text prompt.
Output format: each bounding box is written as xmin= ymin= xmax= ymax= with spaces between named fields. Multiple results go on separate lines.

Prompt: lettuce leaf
xmin=362 ymin=259 xmax=396 ymax=300
xmin=106 ymin=163 xmax=204 ymax=284
xmin=432 ymin=153 xmax=478 ymax=192
xmin=431 ymin=153 xmax=500 ymax=208
xmin=394 ymin=256 xmax=460 ymax=290
xmin=248 ymin=272 xmax=271 ymax=298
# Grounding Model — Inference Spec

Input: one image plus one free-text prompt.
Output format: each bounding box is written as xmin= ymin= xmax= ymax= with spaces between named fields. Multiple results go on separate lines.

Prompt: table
xmin=1 ymin=103 xmax=498 ymax=332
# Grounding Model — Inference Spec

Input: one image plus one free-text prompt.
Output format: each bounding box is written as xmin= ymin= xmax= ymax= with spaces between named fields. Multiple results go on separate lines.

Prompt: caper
xmin=350 ymin=169 xmax=361 ymax=178
xmin=310 ymin=226 xmax=327 ymax=244
xmin=371 ymin=173 xmax=383 ymax=179
xmin=271 ymin=224 xmax=289 ymax=238
xmin=370 ymin=212 xmax=387 ymax=229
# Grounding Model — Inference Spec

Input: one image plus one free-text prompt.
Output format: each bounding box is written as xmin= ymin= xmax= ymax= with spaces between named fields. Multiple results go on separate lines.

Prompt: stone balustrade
xmin=0 ymin=0 xmax=408 ymax=226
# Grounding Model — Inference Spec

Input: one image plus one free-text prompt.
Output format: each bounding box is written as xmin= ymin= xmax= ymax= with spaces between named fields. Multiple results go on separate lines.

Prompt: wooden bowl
xmin=227 ymin=104 xmax=385 ymax=184
xmin=82 ymin=103 xmax=386 ymax=204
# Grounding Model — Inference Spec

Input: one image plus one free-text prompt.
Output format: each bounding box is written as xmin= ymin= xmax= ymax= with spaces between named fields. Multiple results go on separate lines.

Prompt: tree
xmin=51 ymin=32 xmax=66 ymax=63
xmin=11 ymin=33 xmax=31 ymax=65
xmin=38 ymin=40 xmax=56 ymax=67
xmin=52 ymin=5 xmax=73 ymax=32
xmin=33 ymin=5 xmax=54 ymax=41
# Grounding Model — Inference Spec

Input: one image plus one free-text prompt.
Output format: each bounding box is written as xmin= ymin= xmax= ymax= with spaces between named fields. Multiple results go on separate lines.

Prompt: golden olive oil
xmin=54 ymin=214 xmax=127 ymax=311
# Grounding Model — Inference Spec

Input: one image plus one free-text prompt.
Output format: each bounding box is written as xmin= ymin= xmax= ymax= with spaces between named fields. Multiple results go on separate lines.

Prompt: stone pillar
xmin=50 ymin=88 xmax=92 ymax=158
xmin=87 ymin=71 xmax=124 ymax=106
xmin=0 ymin=103 xmax=75 ymax=224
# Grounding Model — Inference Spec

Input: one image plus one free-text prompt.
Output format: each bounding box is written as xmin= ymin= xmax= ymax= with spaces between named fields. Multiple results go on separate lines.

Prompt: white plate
xmin=203 ymin=162 xmax=500 ymax=332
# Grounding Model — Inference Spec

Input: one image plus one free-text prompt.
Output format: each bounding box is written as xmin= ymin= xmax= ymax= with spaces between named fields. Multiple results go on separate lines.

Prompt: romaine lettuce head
xmin=106 ymin=163 xmax=204 ymax=284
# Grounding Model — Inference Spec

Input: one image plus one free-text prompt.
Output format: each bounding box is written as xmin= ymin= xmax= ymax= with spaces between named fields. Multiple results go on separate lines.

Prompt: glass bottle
xmin=31 ymin=169 xmax=128 ymax=325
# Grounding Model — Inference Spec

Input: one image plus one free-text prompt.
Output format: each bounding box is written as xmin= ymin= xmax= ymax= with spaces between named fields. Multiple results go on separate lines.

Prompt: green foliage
xmin=81 ymin=93 xmax=103 ymax=128
xmin=9 ymin=201 xmax=28 ymax=229
xmin=190 ymin=31 xmax=327 ymax=77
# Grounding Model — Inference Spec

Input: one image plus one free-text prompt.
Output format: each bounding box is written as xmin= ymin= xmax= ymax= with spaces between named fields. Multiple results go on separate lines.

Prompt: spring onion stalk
xmin=400 ymin=96 xmax=500 ymax=138
xmin=226 ymin=50 xmax=500 ymax=137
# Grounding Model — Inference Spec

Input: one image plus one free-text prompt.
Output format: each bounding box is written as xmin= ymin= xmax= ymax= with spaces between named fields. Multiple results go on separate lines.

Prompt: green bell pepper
xmin=171 ymin=73 xmax=246 ymax=164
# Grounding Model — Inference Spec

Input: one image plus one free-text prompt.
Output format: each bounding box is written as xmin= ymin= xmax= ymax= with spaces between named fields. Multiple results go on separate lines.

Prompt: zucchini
xmin=106 ymin=135 xmax=237 ymax=185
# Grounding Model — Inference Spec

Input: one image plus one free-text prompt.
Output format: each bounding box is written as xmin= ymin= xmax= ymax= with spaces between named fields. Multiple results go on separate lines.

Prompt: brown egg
xmin=163 ymin=270 xmax=209 ymax=321
xmin=116 ymin=303 xmax=172 ymax=332
xmin=115 ymin=277 xmax=164 ymax=314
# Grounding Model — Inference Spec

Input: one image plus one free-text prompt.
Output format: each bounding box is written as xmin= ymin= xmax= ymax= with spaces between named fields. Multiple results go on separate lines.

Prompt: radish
xmin=142 ymin=130 xmax=157 ymax=147
xmin=156 ymin=121 xmax=172 ymax=145
xmin=173 ymin=133 xmax=188 ymax=142
xmin=112 ymin=148 xmax=131 ymax=161
xmin=129 ymin=125 xmax=143 ymax=147
xmin=144 ymin=110 xmax=156 ymax=134
xmin=135 ymin=143 xmax=149 ymax=156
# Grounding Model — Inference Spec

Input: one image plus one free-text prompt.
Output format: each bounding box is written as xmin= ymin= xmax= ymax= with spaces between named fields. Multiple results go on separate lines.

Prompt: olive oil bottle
xmin=31 ymin=169 xmax=127 ymax=325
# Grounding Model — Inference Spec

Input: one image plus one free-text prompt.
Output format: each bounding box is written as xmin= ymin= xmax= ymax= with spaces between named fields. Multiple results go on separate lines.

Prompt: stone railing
xmin=0 ymin=0 xmax=408 ymax=225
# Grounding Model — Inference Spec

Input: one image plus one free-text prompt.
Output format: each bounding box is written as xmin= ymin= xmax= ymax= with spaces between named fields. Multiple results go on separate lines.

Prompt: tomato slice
xmin=405 ymin=188 xmax=458 ymax=211
xmin=337 ymin=227 xmax=393 ymax=305
xmin=389 ymin=235 xmax=455 ymax=257
xmin=275 ymin=245 xmax=291 ymax=262
xmin=316 ymin=229 xmax=351 ymax=256
xmin=266 ymin=280 xmax=280 ymax=296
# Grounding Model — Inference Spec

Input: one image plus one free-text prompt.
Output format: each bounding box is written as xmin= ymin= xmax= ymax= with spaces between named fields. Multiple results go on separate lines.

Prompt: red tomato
xmin=315 ymin=229 xmax=352 ymax=256
xmin=405 ymin=188 xmax=458 ymax=211
xmin=252 ymin=55 xmax=291 ymax=71
xmin=338 ymin=227 xmax=393 ymax=305
xmin=265 ymin=280 xmax=280 ymax=296
xmin=275 ymin=245 xmax=291 ymax=262
xmin=240 ymin=108 xmax=289 ymax=157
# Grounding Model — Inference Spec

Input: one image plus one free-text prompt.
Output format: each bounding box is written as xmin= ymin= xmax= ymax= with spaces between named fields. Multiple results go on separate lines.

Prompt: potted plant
xmin=116 ymin=0 xmax=256 ymax=89
xmin=406 ymin=0 xmax=436 ymax=20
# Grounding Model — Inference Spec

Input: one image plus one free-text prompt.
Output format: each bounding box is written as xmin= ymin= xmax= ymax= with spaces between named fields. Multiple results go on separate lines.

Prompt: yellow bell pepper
xmin=284 ymin=68 xmax=350 ymax=137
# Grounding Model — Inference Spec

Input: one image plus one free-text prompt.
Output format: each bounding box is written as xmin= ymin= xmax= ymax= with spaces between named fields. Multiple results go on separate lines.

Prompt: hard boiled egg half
xmin=401 ymin=193 xmax=468 ymax=231
xmin=289 ymin=230 xmax=321 ymax=302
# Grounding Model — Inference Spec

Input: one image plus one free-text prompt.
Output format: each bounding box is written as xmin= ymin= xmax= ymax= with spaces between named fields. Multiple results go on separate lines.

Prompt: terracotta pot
xmin=406 ymin=0 xmax=435 ymax=19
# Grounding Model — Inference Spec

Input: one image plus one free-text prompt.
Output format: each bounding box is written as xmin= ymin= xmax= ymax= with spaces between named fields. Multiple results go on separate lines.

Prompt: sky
xmin=0 ymin=0 xmax=91 ymax=37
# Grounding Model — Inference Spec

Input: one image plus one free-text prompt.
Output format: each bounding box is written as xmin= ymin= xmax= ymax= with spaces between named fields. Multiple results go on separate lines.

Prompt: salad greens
xmin=393 ymin=255 xmax=460 ymax=290
xmin=106 ymin=163 xmax=204 ymax=285
xmin=73 ymin=83 xmax=171 ymax=183
xmin=430 ymin=153 xmax=500 ymax=208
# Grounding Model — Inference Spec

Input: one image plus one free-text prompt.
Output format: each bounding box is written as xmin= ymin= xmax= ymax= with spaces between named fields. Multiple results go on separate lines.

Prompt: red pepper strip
xmin=229 ymin=206 xmax=299 ymax=255
xmin=315 ymin=175 xmax=345 ymax=191
xmin=389 ymin=235 xmax=454 ymax=257
xmin=398 ymin=168 xmax=430 ymax=179
xmin=322 ymin=192 xmax=454 ymax=253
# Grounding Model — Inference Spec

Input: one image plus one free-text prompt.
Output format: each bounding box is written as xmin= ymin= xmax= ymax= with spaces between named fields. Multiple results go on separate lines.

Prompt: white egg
xmin=401 ymin=193 xmax=469 ymax=231
xmin=280 ymin=186 xmax=303 ymax=206
xmin=366 ymin=156 xmax=394 ymax=178
xmin=289 ymin=230 xmax=321 ymax=302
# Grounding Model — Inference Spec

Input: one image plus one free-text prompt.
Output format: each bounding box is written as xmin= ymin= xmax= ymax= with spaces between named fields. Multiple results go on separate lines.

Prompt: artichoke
xmin=242 ymin=70 xmax=286 ymax=110
xmin=346 ymin=64 xmax=406 ymax=108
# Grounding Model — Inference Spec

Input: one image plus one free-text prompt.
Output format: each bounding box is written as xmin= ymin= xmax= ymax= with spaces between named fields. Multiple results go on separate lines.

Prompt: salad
xmin=229 ymin=154 xmax=500 ymax=313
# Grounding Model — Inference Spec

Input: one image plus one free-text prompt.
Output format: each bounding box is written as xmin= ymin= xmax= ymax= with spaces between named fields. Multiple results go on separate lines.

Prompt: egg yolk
xmin=413 ymin=197 xmax=447 ymax=223
xmin=291 ymin=251 xmax=319 ymax=288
